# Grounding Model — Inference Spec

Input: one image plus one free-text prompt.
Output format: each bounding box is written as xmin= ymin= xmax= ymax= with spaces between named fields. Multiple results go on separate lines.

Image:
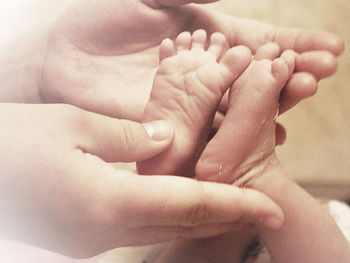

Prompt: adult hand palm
xmin=40 ymin=0 xmax=343 ymax=120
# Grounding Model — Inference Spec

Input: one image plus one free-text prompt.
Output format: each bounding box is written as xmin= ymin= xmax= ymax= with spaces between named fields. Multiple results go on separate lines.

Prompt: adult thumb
xmin=79 ymin=112 xmax=174 ymax=162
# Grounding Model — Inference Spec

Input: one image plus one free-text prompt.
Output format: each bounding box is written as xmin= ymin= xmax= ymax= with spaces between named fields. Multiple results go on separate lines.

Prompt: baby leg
xmin=196 ymin=43 xmax=296 ymax=184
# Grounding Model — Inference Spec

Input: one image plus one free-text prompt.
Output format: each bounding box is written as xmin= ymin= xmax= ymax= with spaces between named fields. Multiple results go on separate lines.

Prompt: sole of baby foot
xmin=137 ymin=29 xmax=252 ymax=176
xmin=196 ymin=43 xmax=293 ymax=185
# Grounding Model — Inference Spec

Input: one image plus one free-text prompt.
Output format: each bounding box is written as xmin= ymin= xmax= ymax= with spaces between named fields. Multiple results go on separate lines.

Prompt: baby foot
xmin=137 ymin=29 xmax=252 ymax=176
xmin=196 ymin=43 xmax=296 ymax=185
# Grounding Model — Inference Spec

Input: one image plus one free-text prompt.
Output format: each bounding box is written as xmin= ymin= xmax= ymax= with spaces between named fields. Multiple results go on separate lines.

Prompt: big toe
xmin=272 ymin=58 xmax=290 ymax=89
xmin=254 ymin=42 xmax=280 ymax=60
xmin=220 ymin=46 xmax=252 ymax=81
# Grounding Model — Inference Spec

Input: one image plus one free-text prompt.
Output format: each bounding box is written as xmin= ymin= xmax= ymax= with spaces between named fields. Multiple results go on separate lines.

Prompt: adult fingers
xmin=215 ymin=15 xmax=344 ymax=56
xmin=295 ymin=50 xmax=338 ymax=80
xmin=219 ymin=51 xmax=333 ymax=116
xmin=115 ymin=223 xmax=235 ymax=247
xmin=279 ymin=72 xmax=317 ymax=114
xmin=110 ymin=171 xmax=284 ymax=230
xmin=275 ymin=122 xmax=287 ymax=146
xmin=77 ymin=111 xmax=174 ymax=162
xmin=270 ymin=27 xmax=344 ymax=56
xmin=72 ymin=152 xmax=283 ymax=251
xmin=277 ymin=50 xmax=332 ymax=115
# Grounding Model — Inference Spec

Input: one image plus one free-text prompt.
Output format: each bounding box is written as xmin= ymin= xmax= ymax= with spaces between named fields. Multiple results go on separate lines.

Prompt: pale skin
xmin=138 ymin=30 xmax=253 ymax=176
xmin=0 ymin=0 xmax=345 ymax=258
xmin=195 ymin=41 xmax=350 ymax=262
xmin=143 ymin=31 xmax=350 ymax=262
xmin=195 ymin=42 xmax=294 ymax=184
xmin=137 ymin=26 xmax=340 ymax=178
xmin=0 ymin=0 xmax=342 ymax=119
xmin=197 ymin=42 xmax=350 ymax=262
xmin=0 ymin=103 xmax=285 ymax=258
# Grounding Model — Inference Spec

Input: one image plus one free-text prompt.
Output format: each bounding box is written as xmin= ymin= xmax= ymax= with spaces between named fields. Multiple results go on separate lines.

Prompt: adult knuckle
xmin=235 ymin=189 xmax=256 ymax=224
xmin=181 ymin=183 xmax=211 ymax=226
xmin=176 ymin=227 xmax=191 ymax=240
xmin=118 ymin=120 xmax=139 ymax=152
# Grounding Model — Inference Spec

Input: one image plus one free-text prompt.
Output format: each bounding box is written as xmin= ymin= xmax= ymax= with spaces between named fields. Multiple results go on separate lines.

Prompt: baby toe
xmin=207 ymin=32 xmax=228 ymax=60
xmin=176 ymin=31 xmax=192 ymax=52
xmin=159 ymin=38 xmax=176 ymax=61
xmin=191 ymin=29 xmax=207 ymax=50
xmin=220 ymin=45 xmax=252 ymax=82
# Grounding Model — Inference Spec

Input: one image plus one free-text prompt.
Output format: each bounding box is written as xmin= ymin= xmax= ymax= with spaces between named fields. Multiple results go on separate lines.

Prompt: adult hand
xmin=30 ymin=0 xmax=343 ymax=121
xmin=0 ymin=103 xmax=283 ymax=258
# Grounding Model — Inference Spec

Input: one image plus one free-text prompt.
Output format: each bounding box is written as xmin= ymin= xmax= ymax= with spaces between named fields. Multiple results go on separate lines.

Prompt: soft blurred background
xmin=0 ymin=0 xmax=349 ymax=262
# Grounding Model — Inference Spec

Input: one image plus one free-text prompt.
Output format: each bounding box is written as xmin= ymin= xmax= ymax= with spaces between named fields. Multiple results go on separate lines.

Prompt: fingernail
xmin=260 ymin=216 xmax=284 ymax=229
xmin=143 ymin=120 xmax=174 ymax=141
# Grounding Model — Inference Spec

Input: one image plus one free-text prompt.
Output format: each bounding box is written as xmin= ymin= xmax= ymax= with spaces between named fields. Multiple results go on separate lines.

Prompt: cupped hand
xmin=0 ymin=103 xmax=283 ymax=258
xmin=37 ymin=0 xmax=343 ymax=121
